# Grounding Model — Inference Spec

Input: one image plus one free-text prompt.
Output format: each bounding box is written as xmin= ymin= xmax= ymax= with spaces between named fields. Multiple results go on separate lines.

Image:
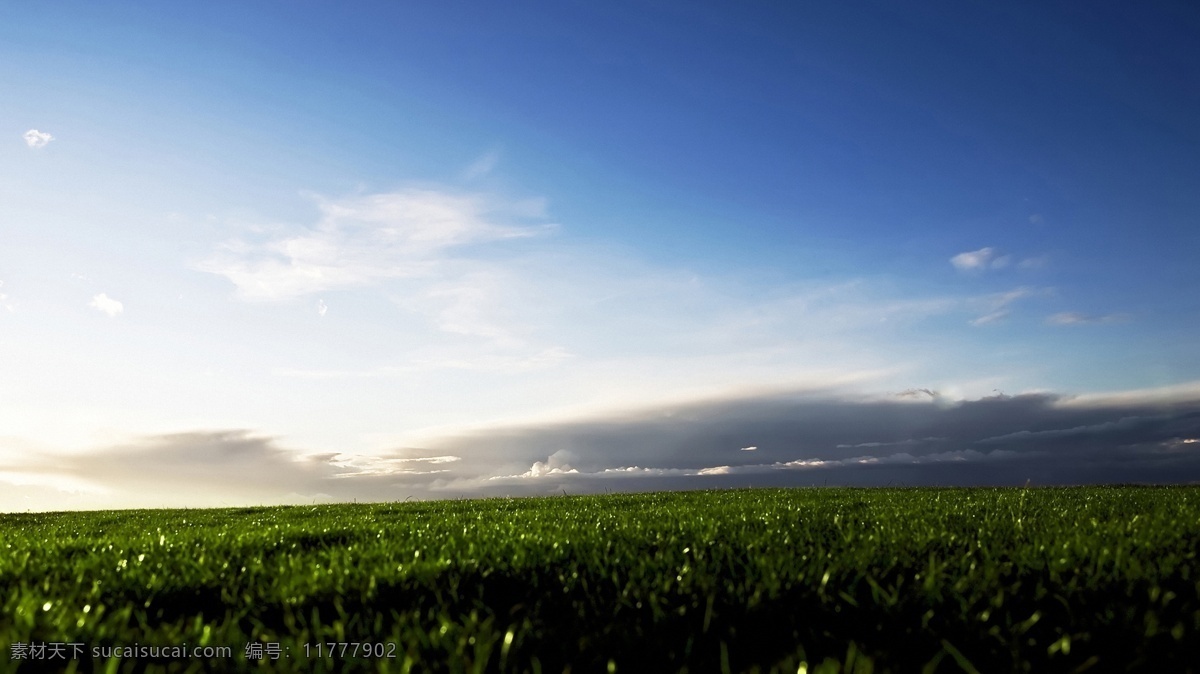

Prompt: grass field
xmin=2 ymin=486 xmax=1198 ymax=673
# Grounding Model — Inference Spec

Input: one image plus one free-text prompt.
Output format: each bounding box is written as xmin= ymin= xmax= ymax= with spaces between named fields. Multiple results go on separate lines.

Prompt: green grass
xmin=2 ymin=486 xmax=1198 ymax=673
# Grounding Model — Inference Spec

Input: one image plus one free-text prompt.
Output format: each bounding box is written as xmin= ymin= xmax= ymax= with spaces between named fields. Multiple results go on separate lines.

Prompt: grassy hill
xmin=2 ymin=486 xmax=1197 ymax=672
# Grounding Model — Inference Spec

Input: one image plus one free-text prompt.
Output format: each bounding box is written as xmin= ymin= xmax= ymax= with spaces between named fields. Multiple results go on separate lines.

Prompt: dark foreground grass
xmin=2 ymin=486 xmax=1198 ymax=673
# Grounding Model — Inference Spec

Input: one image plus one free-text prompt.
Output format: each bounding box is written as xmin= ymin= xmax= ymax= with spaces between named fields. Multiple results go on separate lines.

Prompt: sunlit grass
xmin=2 ymin=486 xmax=1197 ymax=672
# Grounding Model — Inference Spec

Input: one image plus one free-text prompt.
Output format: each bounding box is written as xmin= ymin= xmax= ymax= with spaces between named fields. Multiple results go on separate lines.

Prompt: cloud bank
xmin=5 ymin=386 xmax=1198 ymax=511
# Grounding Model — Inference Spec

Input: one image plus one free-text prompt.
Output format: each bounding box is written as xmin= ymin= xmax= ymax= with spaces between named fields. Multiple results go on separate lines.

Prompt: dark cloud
xmin=13 ymin=390 xmax=1200 ymax=510
xmin=420 ymin=390 xmax=1200 ymax=496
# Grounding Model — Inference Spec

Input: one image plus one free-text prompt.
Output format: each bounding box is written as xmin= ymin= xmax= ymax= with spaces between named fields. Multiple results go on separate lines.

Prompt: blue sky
xmin=2 ymin=1 xmax=1198 ymax=510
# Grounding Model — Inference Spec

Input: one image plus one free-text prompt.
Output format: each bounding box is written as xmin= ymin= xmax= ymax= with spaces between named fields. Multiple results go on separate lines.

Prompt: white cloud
xmin=485 ymin=450 xmax=581 ymax=479
xmin=951 ymin=247 xmax=1009 ymax=272
xmin=969 ymin=310 xmax=1009 ymax=326
xmin=396 ymin=269 xmax=527 ymax=346
xmin=1046 ymin=312 xmax=1088 ymax=325
xmin=199 ymin=188 xmax=1017 ymax=388
xmin=689 ymin=280 xmax=960 ymax=350
xmin=1046 ymin=312 xmax=1128 ymax=326
xmin=202 ymin=189 xmax=573 ymax=373
xmin=196 ymin=188 xmax=554 ymax=301
xmin=0 ymin=280 xmax=11 ymax=312
xmin=22 ymin=129 xmax=54 ymax=148
xmin=462 ymin=149 xmax=501 ymax=180
xmin=320 ymin=453 xmax=460 ymax=478
xmin=740 ymin=446 xmax=757 ymax=451
xmin=89 ymin=293 xmax=124 ymax=317
xmin=516 ymin=450 xmax=579 ymax=478
xmin=968 ymin=286 xmax=1040 ymax=326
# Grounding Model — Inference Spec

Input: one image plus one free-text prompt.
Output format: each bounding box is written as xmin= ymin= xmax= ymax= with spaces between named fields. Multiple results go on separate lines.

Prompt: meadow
xmin=2 ymin=486 xmax=1197 ymax=673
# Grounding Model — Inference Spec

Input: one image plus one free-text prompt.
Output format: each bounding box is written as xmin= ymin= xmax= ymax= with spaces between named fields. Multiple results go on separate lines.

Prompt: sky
xmin=1 ymin=1 xmax=1198 ymax=511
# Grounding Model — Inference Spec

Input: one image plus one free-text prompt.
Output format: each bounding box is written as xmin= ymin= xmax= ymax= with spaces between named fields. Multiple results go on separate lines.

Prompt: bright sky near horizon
xmin=2 ymin=1 xmax=1199 ymax=511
